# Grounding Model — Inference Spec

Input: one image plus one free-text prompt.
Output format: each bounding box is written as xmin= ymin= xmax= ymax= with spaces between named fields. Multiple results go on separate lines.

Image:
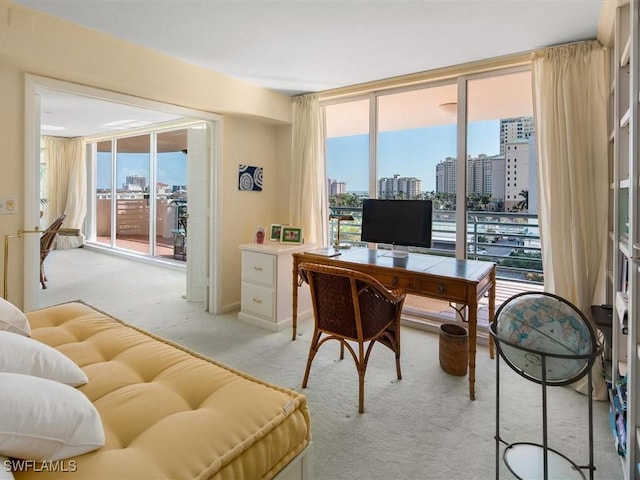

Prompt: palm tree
xmin=512 ymin=189 xmax=529 ymax=212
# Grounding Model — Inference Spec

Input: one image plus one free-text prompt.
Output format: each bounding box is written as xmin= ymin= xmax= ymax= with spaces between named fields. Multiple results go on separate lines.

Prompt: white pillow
xmin=0 ymin=331 xmax=87 ymax=387
xmin=0 ymin=373 xmax=105 ymax=461
xmin=0 ymin=457 xmax=14 ymax=480
xmin=0 ymin=298 xmax=30 ymax=336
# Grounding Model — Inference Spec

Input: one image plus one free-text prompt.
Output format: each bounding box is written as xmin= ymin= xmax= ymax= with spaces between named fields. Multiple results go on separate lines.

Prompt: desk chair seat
xmin=298 ymin=262 xmax=406 ymax=413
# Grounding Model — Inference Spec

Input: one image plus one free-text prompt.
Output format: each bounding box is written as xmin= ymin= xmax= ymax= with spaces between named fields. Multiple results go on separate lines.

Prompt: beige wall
xmin=0 ymin=1 xmax=293 ymax=309
xmin=219 ymin=116 xmax=291 ymax=312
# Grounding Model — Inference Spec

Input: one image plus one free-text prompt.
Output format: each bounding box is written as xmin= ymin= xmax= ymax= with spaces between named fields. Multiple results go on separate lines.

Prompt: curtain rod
xmin=296 ymin=38 xmax=599 ymax=102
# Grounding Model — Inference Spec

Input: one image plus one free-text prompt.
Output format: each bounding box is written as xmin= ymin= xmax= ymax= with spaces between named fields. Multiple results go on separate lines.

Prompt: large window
xmin=323 ymin=66 xmax=541 ymax=324
xmin=325 ymin=98 xmax=370 ymax=246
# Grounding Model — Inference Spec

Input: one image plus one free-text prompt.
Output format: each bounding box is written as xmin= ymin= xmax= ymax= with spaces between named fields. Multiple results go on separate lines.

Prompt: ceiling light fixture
xmin=438 ymin=102 xmax=457 ymax=118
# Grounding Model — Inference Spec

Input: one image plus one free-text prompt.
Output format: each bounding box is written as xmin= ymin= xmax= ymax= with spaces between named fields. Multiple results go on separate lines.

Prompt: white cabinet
xmin=238 ymin=243 xmax=312 ymax=332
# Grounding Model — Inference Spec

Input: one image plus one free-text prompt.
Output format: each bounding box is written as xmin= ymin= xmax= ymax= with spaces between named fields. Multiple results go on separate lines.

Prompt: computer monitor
xmin=361 ymin=199 xmax=433 ymax=257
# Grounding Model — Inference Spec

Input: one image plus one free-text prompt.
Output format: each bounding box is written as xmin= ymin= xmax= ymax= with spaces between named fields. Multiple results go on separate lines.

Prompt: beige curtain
xmin=42 ymin=136 xmax=87 ymax=248
xmin=531 ymin=41 xmax=609 ymax=399
xmin=290 ymin=94 xmax=327 ymax=246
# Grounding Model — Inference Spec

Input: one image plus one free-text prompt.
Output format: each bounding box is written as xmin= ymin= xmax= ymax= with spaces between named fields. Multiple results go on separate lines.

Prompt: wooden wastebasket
xmin=439 ymin=323 xmax=468 ymax=376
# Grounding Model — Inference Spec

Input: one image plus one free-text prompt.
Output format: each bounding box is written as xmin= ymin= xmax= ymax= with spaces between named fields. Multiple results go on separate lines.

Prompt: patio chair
xmin=40 ymin=214 xmax=66 ymax=289
xmin=298 ymin=262 xmax=406 ymax=413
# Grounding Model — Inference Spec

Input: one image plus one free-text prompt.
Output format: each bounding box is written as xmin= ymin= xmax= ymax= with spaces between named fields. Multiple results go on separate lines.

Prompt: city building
xmin=435 ymin=158 xmax=457 ymax=194
xmin=378 ymin=174 xmax=422 ymax=198
xmin=124 ymin=175 xmax=146 ymax=192
xmin=500 ymin=117 xmax=535 ymax=155
xmin=504 ymin=139 xmax=531 ymax=210
xmin=466 ymin=154 xmax=503 ymax=196
xmin=327 ymin=178 xmax=347 ymax=195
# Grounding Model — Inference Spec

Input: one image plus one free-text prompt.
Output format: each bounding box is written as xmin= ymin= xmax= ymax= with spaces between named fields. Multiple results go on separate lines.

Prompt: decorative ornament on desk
xmin=238 ymin=165 xmax=263 ymax=191
xmin=254 ymin=226 xmax=266 ymax=244
xmin=330 ymin=213 xmax=354 ymax=249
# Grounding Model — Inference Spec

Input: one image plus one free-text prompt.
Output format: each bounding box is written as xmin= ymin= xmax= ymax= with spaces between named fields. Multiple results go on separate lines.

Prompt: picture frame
xmin=269 ymin=224 xmax=282 ymax=242
xmin=280 ymin=226 xmax=303 ymax=244
xmin=254 ymin=226 xmax=266 ymax=245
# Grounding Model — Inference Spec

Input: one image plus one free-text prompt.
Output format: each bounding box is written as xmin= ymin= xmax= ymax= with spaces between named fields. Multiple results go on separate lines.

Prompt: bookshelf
xmin=609 ymin=1 xmax=639 ymax=478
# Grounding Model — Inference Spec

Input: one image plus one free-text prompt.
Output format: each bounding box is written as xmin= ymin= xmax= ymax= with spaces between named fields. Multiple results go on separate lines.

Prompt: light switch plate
xmin=0 ymin=196 xmax=17 ymax=215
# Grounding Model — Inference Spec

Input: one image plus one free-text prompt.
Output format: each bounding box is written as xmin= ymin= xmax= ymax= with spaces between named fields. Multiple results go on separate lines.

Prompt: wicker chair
xmin=298 ymin=262 xmax=406 ymax=413
xmin=40 ymin=214 xmax=66 ymax=289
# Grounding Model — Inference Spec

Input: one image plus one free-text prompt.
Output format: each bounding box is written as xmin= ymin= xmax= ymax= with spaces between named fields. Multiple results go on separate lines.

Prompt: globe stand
xmin=491 ymin=292 xmax=601 ymax=480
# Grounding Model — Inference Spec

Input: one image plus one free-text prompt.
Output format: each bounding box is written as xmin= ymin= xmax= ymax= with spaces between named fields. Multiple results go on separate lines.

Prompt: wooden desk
xmin=291 ymin=248 xmax=496 ymax=400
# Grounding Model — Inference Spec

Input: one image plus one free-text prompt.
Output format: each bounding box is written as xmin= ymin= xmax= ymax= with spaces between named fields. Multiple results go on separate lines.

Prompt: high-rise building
xmin=504 ymin=139 xmax=531 ymax=210
xmin=500 ymin=117 xmax=535 ymax=155
xmin=467 ymin=154 xmax=500 ymax=196
xmin=123 ymin=175 xmax=146 ymax=192
xmin=327 ymin=178 xmax=346 ymax=195
xmin=436 ymin=157 xmax=457 ymax=194
xmin=378 ymin=174 xmax=422 ymax=198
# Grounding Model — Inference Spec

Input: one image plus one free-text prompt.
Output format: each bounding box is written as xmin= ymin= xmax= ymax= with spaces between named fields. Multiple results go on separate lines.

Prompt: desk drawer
xmin=242 ymin=251 xmax=276 ymax=286
xmin=241 ymin=283 xmax=275 ymax=320
xmin=416 ymin=278 xmax=467 ymax=302
xmin=372 ymin=272 xmax=416 ymax=290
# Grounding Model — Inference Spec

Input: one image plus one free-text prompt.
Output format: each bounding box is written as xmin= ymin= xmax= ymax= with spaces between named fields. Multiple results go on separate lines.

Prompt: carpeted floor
xmin=38 ymin=247 xmax=623 ymax=479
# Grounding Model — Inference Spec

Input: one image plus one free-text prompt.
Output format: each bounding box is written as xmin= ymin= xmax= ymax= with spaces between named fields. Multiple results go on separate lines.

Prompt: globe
xmin=491 ymin=292 xmax=598 ymax=385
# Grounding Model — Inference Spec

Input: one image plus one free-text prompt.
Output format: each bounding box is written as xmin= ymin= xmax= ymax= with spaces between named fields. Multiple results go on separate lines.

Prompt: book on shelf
xmin=615 ymin=291 xmax=629 ymax=334
xmin=616 ymin=414 xmax=627 ymax=456
xmin=619 ymin=360 xmax=628 ymax=377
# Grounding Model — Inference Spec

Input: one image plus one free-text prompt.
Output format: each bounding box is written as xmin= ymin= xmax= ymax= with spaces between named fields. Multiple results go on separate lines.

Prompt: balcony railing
xmin=329 ymin=206 xmax=543 ymax=285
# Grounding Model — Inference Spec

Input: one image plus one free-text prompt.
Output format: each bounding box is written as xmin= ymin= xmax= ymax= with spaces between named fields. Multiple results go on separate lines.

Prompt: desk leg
xmin=292 ymin=255 xmax=299 ymax=341
xmin=468 ymin=298 xmax=478 ymax=401
xmin=488 ymin=267 xmax=496 ymax=360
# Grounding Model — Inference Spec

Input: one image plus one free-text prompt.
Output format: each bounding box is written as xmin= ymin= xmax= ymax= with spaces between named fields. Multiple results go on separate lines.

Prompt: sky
xmin=96 ymin=120 xmax=499 ymax=192
xmin=97 ymin=152 xmax=187 ymax=189
xmin=326 ymin=120 xmax=500 ymax=192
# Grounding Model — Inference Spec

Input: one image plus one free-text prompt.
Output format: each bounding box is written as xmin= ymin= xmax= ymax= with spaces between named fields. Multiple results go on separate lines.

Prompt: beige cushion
xmin=0 ymin=299 xmax=30 ymax=337
xmin=17 ymin=301 xmax=311 ymax=480
xmin=0 ymin=373 xmax=105 ymax=461
xmin=0 ymin=331 xmax=87 ymax=386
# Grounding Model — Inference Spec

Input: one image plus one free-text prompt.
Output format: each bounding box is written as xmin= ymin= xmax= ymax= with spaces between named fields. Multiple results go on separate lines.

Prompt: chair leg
xmin=358 ymin=365 xmax=365 ymax=414
xmin=358 ymin=343 xmax=368 ymax=414
xmin=40 ymin=264 xmax=47 ymax=289
xmin=339 ymin=341 xmax=344 ymax=360
xmin=302 ymin=331 xmax=321 ymax=389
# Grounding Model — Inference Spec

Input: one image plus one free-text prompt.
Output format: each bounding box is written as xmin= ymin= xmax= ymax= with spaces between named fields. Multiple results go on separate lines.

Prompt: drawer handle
xmin=252 ymin=298 xmax=262 ymax=304
xmin=392 ymin=276 xmax=399 ymax=287
xmin=438 ymin=283 xmax=446 ymax=295
xmin=253 ymin=266 xmax=263 ymax=271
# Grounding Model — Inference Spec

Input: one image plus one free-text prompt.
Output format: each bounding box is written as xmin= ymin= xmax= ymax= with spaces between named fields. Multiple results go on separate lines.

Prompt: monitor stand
xmin=381 ymin=245 xmax=409 ymax=258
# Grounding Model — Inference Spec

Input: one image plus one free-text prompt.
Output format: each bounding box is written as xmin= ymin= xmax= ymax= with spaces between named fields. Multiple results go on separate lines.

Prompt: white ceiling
xmin=14 ymin=0 xmax=605 ymax=137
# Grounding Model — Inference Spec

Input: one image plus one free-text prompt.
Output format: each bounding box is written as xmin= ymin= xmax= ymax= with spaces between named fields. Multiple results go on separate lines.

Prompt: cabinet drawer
xmin=241 ymin=283 xmax=275 ymax=320
xmin=242 ymin=251 xmax=276 ymax=286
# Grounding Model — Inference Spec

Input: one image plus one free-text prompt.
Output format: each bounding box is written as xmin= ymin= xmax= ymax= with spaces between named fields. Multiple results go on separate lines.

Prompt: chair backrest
xmin=41 ymin=214 xmax=67 ymax=253
xmin=298 ymin=262 xmax=405 ymax=341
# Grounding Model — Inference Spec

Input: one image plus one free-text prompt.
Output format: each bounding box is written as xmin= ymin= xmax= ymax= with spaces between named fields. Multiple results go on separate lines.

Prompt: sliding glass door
xmin=89 ymin=124 xmax=201 ymax=265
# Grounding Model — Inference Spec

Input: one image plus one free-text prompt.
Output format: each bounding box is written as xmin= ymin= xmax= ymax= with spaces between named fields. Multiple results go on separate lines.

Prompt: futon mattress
xmin=16 ymin=302 xmax=311 ymax=479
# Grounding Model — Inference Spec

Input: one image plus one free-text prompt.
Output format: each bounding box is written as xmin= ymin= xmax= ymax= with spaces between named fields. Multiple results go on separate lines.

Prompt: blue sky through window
xmin=327 ymin=119 xmax=500 ymax=192
xmin=97 ymin=152 xmax=187 ymax=190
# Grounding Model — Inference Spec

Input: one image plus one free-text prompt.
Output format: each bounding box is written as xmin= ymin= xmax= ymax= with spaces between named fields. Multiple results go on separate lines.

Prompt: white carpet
xmin=38 ymin=247 xmax=623 ymax=479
